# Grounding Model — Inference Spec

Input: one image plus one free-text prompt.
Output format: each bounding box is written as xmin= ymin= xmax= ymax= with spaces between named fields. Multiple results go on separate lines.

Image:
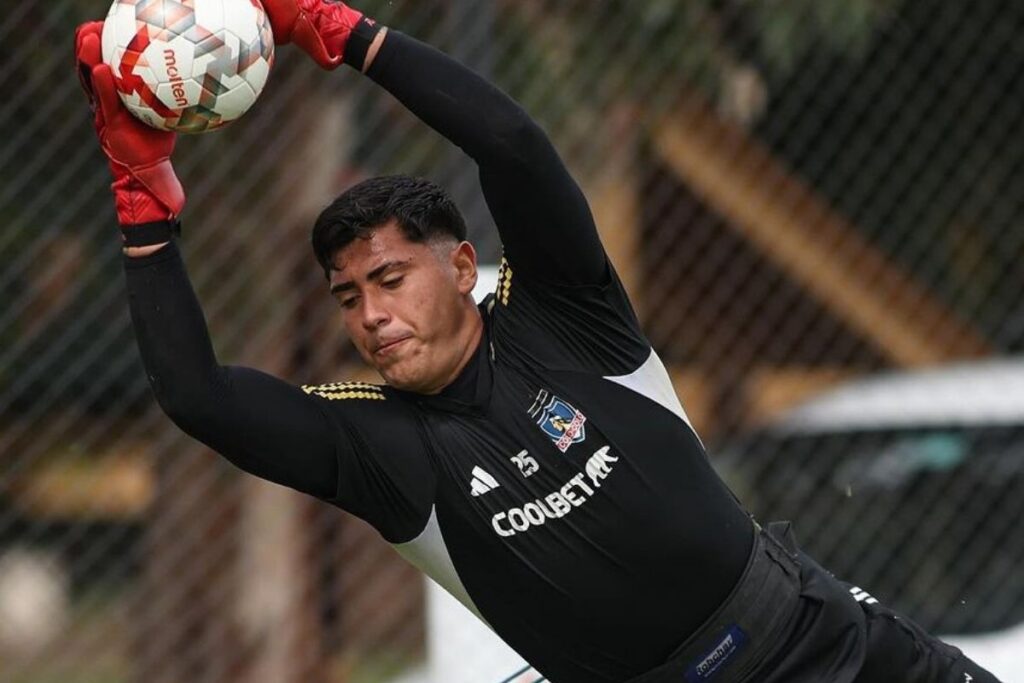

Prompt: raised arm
xmin=367 ymin=32 xmax=607 ymax=285
xmin=265 ymin=2 xmax=608 ymax=286
xmin=75 ymin=21 xmax=338 ymax=499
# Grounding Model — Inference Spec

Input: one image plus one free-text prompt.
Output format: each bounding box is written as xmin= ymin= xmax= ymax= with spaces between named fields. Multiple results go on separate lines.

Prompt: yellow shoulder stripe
xmin=301 ymin=381 xmax=386 ymax=401
xmin=497 ymin=256 xmax=513 ymax=306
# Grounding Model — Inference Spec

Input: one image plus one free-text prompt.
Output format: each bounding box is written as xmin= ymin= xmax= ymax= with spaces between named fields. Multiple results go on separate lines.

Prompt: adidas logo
xmin=470 ymin=466 xmax=500 ymax=496
xmin=849 ymin=586 xmax=878 ymax=605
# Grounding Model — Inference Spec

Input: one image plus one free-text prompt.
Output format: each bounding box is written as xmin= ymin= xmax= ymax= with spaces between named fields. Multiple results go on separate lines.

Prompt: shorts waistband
xmin=626 ymin=522 xmax=802 ymax=683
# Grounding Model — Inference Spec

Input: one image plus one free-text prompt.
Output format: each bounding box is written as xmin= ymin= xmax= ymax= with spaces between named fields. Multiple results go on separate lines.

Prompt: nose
xmin=360 ymin=291 xmax=391 ymax=331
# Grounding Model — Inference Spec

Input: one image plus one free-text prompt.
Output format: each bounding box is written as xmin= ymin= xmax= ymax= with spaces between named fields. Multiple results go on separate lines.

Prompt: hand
xmin=261 ymin=0 xmax=375 ymax=70
xmin=76 ymin=21 xmax=184 ymax=230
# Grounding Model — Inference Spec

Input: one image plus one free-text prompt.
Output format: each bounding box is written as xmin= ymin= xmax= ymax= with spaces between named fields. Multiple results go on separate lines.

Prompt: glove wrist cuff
xmin=121 ymin=219 xmax=182 ymax=247
xmin=110 ymin=166 xmax=183 ymax=226
xmin=343 ymin=16 xmax=383 ymax=71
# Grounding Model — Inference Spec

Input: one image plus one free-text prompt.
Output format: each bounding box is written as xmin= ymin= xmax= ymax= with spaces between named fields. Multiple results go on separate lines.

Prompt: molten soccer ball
xmin=101 ymin=0 xmax=274 ymax=134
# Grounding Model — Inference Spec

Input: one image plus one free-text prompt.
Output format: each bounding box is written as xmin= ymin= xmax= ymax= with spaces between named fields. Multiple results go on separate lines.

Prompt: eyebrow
xmin=329 ymin=259 xmax=411 ymax=295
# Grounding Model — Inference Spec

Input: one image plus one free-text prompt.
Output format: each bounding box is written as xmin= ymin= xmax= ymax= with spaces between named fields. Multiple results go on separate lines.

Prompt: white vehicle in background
xmin=715 ymin=359 xmax=1024 ymax=682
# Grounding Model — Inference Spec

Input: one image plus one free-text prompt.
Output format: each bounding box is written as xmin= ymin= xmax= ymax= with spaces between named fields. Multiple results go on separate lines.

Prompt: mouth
xmin=373 ymin=336 xmax=412 ymax=358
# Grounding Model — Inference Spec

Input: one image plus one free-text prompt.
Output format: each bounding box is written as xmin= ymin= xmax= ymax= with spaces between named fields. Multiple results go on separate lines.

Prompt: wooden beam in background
xmin=569 ymin=103 xmax=645 ymax=309
xmin=651 ymin=103 xmax=991 ymax=367
xmin=585 ymin=158 xmax=638 ymax=305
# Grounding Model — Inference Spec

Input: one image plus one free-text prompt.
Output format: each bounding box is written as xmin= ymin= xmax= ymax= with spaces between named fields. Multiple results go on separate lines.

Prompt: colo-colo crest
xmin=529 ymin=390 xmax=586 ymax=453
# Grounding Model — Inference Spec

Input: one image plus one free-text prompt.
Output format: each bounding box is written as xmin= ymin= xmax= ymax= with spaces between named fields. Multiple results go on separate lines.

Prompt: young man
xmin=75 ymin=3 xmax=1000 ymax=681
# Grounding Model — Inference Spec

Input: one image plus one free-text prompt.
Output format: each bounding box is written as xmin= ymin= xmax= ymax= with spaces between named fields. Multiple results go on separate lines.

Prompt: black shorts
xmin=627 ymin=524 xmax=1003 ymax=683
xmin=753 ymin=538 xmax=1002 ymax=683
xmin=852 ymin=597 xmax=1002 ymax=683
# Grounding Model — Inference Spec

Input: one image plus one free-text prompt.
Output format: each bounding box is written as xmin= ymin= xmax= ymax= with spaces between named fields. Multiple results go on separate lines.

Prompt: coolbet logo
xmin=163 ymin=49 xmax=189 ymax=107
xmin=528 ymin=390 xmax=586 ymax=452
xmin=492 ymin=446 xmax=618 ymax=537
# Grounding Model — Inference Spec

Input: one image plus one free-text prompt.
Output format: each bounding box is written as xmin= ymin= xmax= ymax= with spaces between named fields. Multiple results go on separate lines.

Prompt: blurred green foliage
xmin=495 ymin=0 xmax=903 ymax=114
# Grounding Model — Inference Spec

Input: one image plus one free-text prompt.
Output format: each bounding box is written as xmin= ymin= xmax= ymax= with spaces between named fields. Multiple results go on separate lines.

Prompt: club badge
xmin=529 ymin=390 xmax=586 ymax=453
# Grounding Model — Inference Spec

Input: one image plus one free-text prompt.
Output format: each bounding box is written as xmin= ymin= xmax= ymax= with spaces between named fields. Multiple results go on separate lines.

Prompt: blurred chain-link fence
xmin=1 ymin=0 xmax=1023 ymax=681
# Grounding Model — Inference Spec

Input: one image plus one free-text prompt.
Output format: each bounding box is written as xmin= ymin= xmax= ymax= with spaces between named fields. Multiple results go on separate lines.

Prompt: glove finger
xmin=75 ymin=28 xmax=104 ymax=105
xmin=74 ymin=21 xmax=104 ymax=69
xmin=91 ymin=63 xmax=124 ymax=124
xmin=261 ymin=0 xmax=299 ymax=43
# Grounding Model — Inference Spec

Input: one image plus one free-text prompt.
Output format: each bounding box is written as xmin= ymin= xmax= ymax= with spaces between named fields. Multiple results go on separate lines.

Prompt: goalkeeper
xmin=75 ymin=3 xmax=999 ymax=682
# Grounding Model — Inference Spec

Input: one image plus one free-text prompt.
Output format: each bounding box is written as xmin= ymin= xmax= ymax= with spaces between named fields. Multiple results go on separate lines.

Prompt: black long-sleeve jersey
xmin=124 ymin=31 xmax=755 ymax=683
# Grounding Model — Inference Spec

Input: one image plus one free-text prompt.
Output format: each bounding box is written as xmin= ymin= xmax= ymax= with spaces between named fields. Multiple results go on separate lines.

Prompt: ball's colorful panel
xmin=174 ymin=106 xmax=225 ymax=133
xmin=206 ymin=28 xmax=240 ymax=74
xmin=111 ymin=3 xmax=141 ymax=49
xmin=191 ymin=0 xmax=224 ymax=41
xmin=256 ymin=9 xmax=274 ymax=62
xmin=187 ymin=26 xmax=225 ymax=60
xmin=105 ymin=45 xmax=127 ymax=74
xmin=210 ymin=81 xmax=257 ymax=120
xmin=216 ymin=73 xmax=251 ymax=98
xmin=137 ymin=0 xmax=196 ymax=40
xmin=126 ymin=101 xmax=169 ymax=131
xmin=235 ymin=24 xmax=273 ymax=79
xmin=130 ymin=63 xmax=159 ymax=92
xmin=241 ymin=56 xmax=270 ymax=96
xmin=121 ymin=89 xmax=145 ymax=109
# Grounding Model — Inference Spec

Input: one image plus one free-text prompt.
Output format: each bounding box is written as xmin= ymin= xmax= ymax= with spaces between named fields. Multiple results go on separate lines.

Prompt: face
xmin=329 ymin=221 xmax=481 ymax=394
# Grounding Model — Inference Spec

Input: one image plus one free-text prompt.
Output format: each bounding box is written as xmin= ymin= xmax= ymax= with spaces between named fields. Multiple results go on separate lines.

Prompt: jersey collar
xmin=395 ymin=303 xmax=494 ymax=414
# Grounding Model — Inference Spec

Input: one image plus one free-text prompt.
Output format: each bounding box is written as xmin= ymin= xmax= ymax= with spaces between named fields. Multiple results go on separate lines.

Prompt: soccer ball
xmin=101 ymin=0 xmax=274 ymax=134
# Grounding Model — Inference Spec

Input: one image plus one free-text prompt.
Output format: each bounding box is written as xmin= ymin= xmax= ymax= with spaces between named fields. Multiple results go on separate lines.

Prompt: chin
xmin=385 ymin=365 xmax=446 ymax=394
xmin=380 ymin=364 xmax=422 ymax=391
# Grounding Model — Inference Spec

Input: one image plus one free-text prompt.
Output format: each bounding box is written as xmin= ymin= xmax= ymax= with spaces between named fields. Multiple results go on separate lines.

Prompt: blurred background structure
xmin=2 ymin=0 xmax=1024 ymax=681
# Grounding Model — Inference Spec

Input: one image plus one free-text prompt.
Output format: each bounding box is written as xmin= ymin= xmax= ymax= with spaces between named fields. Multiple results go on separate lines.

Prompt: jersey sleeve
xmin=486 ymin=258 xmax=651 ymax=377
xmin=300 ymin=382 xmax=436 ymax=543
xmin=124 ymin=240 xmax=434 ymax=543
xmin=367 ymin=31 xmax=608 ymax=287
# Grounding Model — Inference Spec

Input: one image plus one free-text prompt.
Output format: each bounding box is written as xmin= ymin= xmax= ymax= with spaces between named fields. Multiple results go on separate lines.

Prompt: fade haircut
xmin=312 ymin=175 xmax=468 ymax=278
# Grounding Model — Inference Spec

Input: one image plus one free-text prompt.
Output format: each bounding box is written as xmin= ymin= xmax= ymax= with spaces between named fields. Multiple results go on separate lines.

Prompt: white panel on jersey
xmin=426 ymin=582 xmax=537 ymax=683
xmin=393 ymin=507 xmax=484 ymax=620
xmin=399 ymin=509 xmax=538 ymax=682
xmin=604 ymin=349 xmax=696 ymax=430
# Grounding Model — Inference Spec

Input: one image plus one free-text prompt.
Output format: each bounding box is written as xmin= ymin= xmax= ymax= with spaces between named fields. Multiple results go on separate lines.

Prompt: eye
xmin=339 ymin=295 xmax=359 ymax=310
xmin=382 ymin=276 xmax=404 ymax=289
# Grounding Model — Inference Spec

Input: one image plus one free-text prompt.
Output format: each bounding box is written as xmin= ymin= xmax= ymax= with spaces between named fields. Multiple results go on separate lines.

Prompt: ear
xmin=451 ymin=241 xmax=478 ymax=296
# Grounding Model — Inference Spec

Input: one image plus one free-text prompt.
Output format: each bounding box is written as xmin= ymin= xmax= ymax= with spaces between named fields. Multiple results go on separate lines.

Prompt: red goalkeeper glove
xmin=75 ymin=21 xmax=185 ymax=245
xmin=262 ymin=0 xmax=382 ymax=70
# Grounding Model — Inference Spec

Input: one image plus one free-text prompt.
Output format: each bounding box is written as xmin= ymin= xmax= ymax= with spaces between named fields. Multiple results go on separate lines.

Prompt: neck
xmin=424 ymin=302 xmax=484 ymax=395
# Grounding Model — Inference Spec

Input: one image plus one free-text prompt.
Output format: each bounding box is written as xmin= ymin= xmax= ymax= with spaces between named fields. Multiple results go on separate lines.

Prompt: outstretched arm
xmin=125 ymin=244 xmax=340 ymax=498
xmin=263 ymin=2 xmax=608 ymax=286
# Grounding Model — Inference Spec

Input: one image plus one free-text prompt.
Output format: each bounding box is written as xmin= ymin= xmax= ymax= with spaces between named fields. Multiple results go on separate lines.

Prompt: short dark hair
xmin=312 ymin=175 xmax=467 ymax=277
